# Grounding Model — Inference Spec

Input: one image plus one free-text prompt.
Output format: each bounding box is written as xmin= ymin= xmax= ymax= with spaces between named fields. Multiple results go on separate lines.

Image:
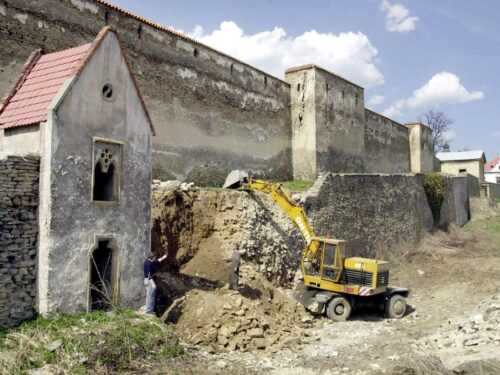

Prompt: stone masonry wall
xmin=303 ymin=174 xmax=434 ymax=258
xmin=365 ymin=109 xmax=410 ymax=173
xmin=0 ymin=155 xmax=39 ymax=329
xmin=0 ymin=0 xmax=292 ymax=185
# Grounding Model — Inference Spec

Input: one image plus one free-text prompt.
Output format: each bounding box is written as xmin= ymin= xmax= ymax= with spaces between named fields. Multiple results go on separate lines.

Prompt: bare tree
xmin=418 ymin=109 xmax=454 ymax=153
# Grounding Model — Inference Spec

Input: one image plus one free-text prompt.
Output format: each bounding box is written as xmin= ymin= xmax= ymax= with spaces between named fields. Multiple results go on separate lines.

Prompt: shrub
xmin=422 ymin=173 xmax=445 ymax=224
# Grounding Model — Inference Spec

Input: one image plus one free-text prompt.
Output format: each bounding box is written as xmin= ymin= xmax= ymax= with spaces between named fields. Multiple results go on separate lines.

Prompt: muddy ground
xmin=150 ymin=184 xmax=500 ymax=375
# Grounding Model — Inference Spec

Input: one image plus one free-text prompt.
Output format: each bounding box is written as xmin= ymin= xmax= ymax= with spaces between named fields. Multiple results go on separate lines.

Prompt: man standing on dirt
xmin=229 ymin=244 xmax=241 ymax=290
xmin=144 ymin=252 xmax=167 ymax=314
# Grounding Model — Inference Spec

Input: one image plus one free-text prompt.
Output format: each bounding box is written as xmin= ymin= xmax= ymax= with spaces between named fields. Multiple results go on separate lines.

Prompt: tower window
xmin=92 ymin=140 xmax=122 ymax=204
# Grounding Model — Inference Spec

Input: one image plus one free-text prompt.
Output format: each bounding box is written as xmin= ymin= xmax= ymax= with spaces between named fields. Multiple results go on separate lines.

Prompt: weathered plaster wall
xmin=314 ymin=68 xmax=365 ymax=173
xmin=303 ymin=174 xmax=434 ymax=258
xmin=488 ymin=183 xmax=500 ymax=199
xmin=0 ymin=155 xmax=39 ymax=329
xmin=365 ymin=110 xmax=410 ymax=173
xmin=0 ymin=0 xmax=292 ymax=186
xmin=2 ymin=124 xmax=41 ymax=156
xmin=286 ymin=68 xmax=316 ymax=180
xmin=406 ymin=123 xmax=433 ymax=173
xmin=37 ymin=32 xmax=152 ymax=314
xmin=440 ymin=160 xmax=485 ymax=181
xmin=469 ymin=197 xmax=498 ymax=221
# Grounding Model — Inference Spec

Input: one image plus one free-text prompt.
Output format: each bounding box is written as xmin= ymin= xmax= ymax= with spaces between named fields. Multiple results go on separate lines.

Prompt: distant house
xmin=0 ymin=27 xmax=154 ymax=315
xmin=485 ymin=156 xmax=500 ymax=183
xmin=436 ymin=150 xmax=486 ymax=181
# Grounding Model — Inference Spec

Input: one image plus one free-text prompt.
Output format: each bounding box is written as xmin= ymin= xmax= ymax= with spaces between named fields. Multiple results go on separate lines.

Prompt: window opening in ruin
xmin=326 ymin=83 xmax=329 ymax=92
xmin=93 ymin=148 xmax=118 ymax=202
xmin=342 ymin=90 xmax=345 ymax=99
xmin=104 ymin=11 xmax=110 ymax=25
xmin=193 ymin=48 xmax=199 ymax=57
xmin=90 ymin=240 xmax=114 ymax=311
xmin=230 ymin=63 xmax=234 ymax=74
xmin=459 ymin=169 xmax=467 ymax=173
xmin=264 ymin=76 xmax=268 ymax=87
xmin=138 ymin=24 xmax=143 ymax=39
xmin=101 ymin=83 xmax=114 ymax=101
xmin=355 ymin=93 xmax=359 ymax=106
xmin=297 ymin=83 xmax=301 ymax=92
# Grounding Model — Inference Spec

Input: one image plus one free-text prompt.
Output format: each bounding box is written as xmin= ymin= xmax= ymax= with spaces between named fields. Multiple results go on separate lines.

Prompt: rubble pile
xmin=170 ymin=270 xmax=316 ymax=353
xmin=415 ymin=294 xmax=500 ymax=351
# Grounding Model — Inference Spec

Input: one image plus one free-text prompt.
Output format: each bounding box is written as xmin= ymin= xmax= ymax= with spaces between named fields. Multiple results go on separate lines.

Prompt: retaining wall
xmin=0 ymin=155 xmax=39 ymax=329
xmin=303 ymin=174 xmax=434 ymax=258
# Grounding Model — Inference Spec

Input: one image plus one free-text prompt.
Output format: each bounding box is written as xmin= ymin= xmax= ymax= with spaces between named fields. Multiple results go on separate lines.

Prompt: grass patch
xmin=0 ymin=309 xmax=183 ymax=374
xmin=278 ymin=180 xmax=314 ymax=192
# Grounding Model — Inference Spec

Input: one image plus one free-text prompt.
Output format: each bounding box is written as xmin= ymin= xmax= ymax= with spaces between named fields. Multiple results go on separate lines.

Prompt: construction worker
xmin=229 ymin=244 xmax=241 ymax=290
xmin=144 ymin=252 xmax=167 ymax=314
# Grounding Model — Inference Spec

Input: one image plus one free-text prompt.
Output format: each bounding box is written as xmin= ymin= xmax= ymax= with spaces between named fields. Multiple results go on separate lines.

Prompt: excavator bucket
xmin=223 ymin=170 xmax=249 ymax=189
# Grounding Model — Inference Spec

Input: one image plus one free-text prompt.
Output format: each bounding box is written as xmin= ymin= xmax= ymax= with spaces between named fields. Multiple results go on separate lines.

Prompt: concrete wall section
xmin=0 ymin=156 xmax=39 ymax=329
xmin=488 ymin=183 xmax=500 ymax=199
xmin=365 ymin=110 xmax=410 ymax=173
xmin=314 ymin=68 xmax=365 ymax=173
xmin=2 ymin=124 xmax=41 ymax=156
xmin=469 ymin=197 xmax=498 ymax=221
xmin=303 ymin=174 xmax=434 ymax=258
xmin=439 ymin=176 xmax=470 ymax=227
xmin=0 ymin=0 xmax=292 ymax=185
xmin=37 ymin=32 xmax=152 ymax=314
xmin=286 ymin=68 xmax=316 ymax=180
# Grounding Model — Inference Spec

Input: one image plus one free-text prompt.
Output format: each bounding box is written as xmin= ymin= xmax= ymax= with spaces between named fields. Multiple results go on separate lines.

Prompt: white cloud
xmin=443 ymin=130 xmax=456 ymax=142
xmin=383 ymin=72 xmax=484 ymax=117
xmin=190 ymin=21 xmax=384 ymax=87
xmin=380 ymin=0 xmax=419 ymax=32
xmin=367 ymin=95 xmax=385 ymax=106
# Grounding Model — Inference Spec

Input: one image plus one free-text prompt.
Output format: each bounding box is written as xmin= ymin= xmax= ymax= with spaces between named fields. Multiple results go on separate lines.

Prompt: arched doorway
xmin=89 ymin=240 xmax=116 ymax=310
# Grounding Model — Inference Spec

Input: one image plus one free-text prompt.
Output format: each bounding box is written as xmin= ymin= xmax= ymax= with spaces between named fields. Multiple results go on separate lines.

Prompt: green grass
xmin=0 ymin=309 xmax=183 ymax=374
xmin=496 ymin=198 xmax=500 ymax=204
xmin=278 ymin=180 xmax=315 ymax=192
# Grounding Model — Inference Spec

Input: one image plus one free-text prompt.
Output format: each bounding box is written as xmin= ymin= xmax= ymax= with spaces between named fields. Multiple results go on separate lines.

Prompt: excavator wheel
xmin=384 ymin=294 xmax=406 ymax=319
xmin=326 ymin=296 xmax=352 ymax=322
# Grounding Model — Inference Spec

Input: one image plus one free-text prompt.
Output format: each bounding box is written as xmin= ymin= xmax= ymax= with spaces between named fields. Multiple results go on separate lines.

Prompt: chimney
xmin=443 ymin=143 xmax=450 ymax=152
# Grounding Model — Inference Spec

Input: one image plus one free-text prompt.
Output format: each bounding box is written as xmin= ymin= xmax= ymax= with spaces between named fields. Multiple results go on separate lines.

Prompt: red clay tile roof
xmin=0 ymin=44 xmax=91 ymax=130
xmin=0 ymin=27 xmax=155 ymax=135
xmin=485 ymin=156 xmax=500 ymax=172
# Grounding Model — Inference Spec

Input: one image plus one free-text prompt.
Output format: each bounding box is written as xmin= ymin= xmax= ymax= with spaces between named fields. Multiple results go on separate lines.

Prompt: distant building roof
xmin=0 ymin=44 xmax=91 ymax=129
xmin=436 ymin=150 xmax=486 ymax=163
xmin=485 ymin=156 xmax=500 ymax=172
xmin=0 ymin=27 xmax=155 ymax=134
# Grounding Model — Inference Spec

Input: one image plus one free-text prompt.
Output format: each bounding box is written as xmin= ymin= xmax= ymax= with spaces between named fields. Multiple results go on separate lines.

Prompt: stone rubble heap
xmin=0 ymin=155 xmax=40 ymax=329
xmin=415 ymin=293 xmax=500 ymax=351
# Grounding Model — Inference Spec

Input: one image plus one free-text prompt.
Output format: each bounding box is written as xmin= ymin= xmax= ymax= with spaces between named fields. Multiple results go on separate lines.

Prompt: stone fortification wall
xmin=313 ymin=68 xmax=366 ymax=173
xmin=303 ymin=174 xmax=434 ymax=258
xmin=0 ymin=155 xmax=39 ymax=329
xmin=0 ymin=0 xmax=292 ymax=185
xmin=365 ymin=110 xmax=410 ymax=173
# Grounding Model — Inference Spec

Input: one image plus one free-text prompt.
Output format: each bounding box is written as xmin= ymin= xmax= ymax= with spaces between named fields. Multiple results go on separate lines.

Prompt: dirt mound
xmin=150 ymin=182 xmax=312 ymax=353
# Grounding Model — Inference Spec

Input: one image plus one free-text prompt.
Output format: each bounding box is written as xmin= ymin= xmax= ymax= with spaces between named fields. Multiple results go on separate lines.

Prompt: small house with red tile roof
xmin=0 ymin=27 xmax=154 ymax=315
xmin=485 ymin=156 xmax=500 ymax=184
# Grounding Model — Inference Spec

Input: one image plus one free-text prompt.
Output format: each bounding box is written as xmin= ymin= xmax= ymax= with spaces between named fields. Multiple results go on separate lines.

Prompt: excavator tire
xmin=384 ymin=294 xmax=406 ymax=319
xmin=326 ymin=296 xmax=352 ymax=322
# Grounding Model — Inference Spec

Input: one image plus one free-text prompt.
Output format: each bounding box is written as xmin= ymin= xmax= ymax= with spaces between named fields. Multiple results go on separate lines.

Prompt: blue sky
xmin=112 ymin=0 xmax=499 ymax=160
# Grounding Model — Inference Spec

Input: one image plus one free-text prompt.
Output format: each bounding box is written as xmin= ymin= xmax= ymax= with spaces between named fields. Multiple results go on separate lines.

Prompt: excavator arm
xmin=223 ymin=171 xmax=319 ymax=255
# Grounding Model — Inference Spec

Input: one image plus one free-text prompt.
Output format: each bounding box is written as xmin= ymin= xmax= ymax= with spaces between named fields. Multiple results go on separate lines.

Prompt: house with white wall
xmin=485 ymin=156 xmax=500 ymax=183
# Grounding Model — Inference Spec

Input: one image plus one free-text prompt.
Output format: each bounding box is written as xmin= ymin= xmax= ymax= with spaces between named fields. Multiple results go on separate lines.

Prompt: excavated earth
xmin=150 ymin=181 xmax=500 ymax=374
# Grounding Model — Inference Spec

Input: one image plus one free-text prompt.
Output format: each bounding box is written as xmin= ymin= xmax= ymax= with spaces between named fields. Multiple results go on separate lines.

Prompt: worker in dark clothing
xmin=144 ymin=252 xmax=167 ymax=314
xmin=229 ymin=244 xmax=241 ymax=290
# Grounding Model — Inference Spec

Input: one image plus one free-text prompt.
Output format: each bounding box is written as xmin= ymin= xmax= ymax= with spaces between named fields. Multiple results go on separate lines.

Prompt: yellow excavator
xmin=223 ymin=171 xmax=410 ymax=321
